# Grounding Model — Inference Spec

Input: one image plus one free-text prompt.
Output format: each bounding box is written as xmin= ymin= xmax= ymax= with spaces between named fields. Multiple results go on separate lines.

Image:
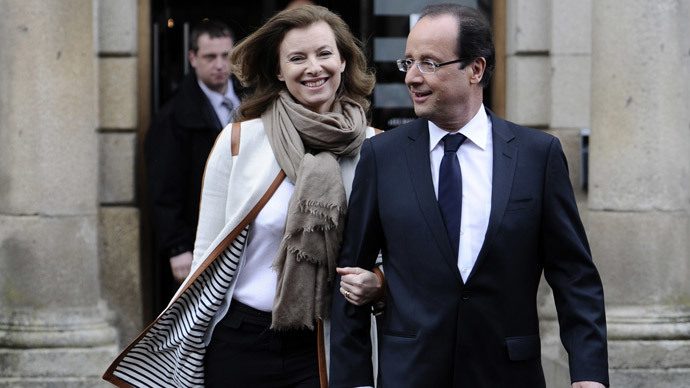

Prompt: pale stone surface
xmin=546 ymin=128 xmax=587 ymax=203
xmin=0 ymin=1 xmax=119 ymax=385
xmin=97 ymin=0 xmax=137 ymax=54
xmin=609 ymin=369 xmax=690 ymax=388
xmin=506 ymin=0 xmax=550 ymax=54
xmin=538 ymin=290 xmax=570 ymax=386
xmin=99 ymin=57 xmax=138 ymax=129
xmin=0 ymin=380 xmax=112 ymax=388
xmin=0 ymin=0 xmax=98 ymax=216
xmin=505 ymin=55 xmax=550 ymax=126
xmin=588 ymin=210 xmax=690 ymax=305
xmin=0 ymin=345 xmax=116 ymax=386
xmin=550 ymin=56 xmax=591 ymax=129
xmin=99 ymin=133 xmax=136 ymax=204
xmin=607 ymin=305 xmax=690 ymax=342
xmin=541 ymin=343 xmax=570 ymax=387
xmin=100 ymin=207 xmax=143 ymax=347
xmin=587 ymin=2 xmax=690 ymax=384
xmin=551 ymin=0 xmax=592 ymax=54
xmin=0 ymin=215 xmax=102 ymax=307
xmin=589 ymin=0 xmax=690 ymax=211
xmin=608 ymin=340 xmax=690 ymax=369
xmin=0 ymin=304 xmax=117 ymax=349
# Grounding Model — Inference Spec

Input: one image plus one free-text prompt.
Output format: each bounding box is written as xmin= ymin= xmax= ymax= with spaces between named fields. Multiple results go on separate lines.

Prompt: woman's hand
xmin=337 ymin=267 xmax=383 ymax=306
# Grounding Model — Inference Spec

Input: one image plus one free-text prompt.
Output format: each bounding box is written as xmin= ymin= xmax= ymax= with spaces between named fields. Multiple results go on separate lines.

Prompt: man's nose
xmin=405 ymin=64 xmax=423 ymax=85
xmin=213 ymin=56 xmax=226 ymax=68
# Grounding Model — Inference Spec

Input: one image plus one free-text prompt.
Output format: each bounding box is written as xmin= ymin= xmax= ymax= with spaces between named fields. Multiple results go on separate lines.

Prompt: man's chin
xmin=413 ymin=106 xmax=430 ymax=120
xmin=207 ymin=80 xmax=229 ymax=94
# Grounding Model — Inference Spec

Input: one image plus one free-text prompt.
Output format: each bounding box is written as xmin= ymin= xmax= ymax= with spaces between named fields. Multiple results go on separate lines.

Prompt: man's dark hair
xmin=189 ymin=19 xmax=234 ymax=53
xmin=419 ymin=3 xmax=495 ymax=87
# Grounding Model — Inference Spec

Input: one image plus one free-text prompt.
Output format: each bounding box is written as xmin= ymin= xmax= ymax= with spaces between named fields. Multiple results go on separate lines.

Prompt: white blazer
xmin=103 ymin=118 xmax=376 ymax=388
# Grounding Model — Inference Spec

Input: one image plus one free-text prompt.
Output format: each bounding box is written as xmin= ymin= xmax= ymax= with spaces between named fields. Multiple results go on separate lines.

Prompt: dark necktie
xmin=438 ymin=133 xmax=467 ymax=257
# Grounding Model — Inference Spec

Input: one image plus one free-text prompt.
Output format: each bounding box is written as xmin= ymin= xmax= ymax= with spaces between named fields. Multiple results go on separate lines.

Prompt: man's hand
xmin=337 ymin=267 xmax=382 ymax=306
xmin=170 ymin=251 xmax=193 ymax=284
xmin=572 ymin=382 xmax=605 ymax=388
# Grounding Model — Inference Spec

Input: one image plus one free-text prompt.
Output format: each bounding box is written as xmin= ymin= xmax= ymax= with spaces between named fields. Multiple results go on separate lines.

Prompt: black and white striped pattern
xmin=112 ymin=227 xmax=248 ymax=387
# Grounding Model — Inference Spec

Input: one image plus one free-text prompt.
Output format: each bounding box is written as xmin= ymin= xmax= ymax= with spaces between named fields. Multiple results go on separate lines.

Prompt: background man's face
xmin=189 ymin=34 xmax=233 ymax=94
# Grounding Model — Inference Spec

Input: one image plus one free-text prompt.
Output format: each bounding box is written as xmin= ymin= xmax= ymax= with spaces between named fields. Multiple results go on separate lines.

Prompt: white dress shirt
xmin=231 ymin=177 xmax=294 ymax=312
xmin=428 ymin=106 xmax=493 ymax=282
xmin=198 ymin=78 xmax=241 ymax=126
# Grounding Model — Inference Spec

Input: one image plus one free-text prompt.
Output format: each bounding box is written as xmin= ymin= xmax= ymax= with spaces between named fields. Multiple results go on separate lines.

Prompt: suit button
xmin=461 ymin=291 xmax=471 ymax=300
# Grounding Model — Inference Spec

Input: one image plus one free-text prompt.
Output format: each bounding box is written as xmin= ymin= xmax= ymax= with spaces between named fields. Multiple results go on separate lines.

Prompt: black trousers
xmin=204 ymin=300 xmax=320 ymax=388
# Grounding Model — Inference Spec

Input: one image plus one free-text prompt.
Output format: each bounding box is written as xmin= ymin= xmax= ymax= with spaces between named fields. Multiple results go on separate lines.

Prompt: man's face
xmin=189 ymin=34 xmax=233 ymax=94
xmin=404 ymin=14 xmax=477 ymax=130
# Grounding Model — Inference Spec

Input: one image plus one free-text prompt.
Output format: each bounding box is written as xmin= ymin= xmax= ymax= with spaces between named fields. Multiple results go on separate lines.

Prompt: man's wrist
xmin=371 ymin=266 xmax=386 ymax=316
xmin=167 ymin=244 xmax=191 ymax=258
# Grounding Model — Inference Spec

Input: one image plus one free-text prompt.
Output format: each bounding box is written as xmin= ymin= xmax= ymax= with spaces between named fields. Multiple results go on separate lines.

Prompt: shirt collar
xmin=197 ymin=78 xmax=234 ymax=108
xmin=428 ymin=105 xmax=489 ymax=152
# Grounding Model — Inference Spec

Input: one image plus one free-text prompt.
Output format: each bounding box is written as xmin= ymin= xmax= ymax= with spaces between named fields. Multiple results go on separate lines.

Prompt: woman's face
xmin=277 ymin=21 xmax=346 ymax=114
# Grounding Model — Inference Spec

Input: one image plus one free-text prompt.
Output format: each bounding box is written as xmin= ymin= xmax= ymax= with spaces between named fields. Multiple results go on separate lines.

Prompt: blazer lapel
xmin=404 ymin=120 xmax=464 ymax=284
xmin=470 ymin=111 xmax=517 ymax=280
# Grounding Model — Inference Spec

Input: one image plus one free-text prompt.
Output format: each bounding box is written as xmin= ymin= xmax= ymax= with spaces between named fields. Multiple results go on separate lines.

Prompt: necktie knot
xmin=443 ymin=134 xmax=466 ymax=153
xmin=221 ymin=97 xmax=235 ymax=126
xmin=222 ymin=97 xmax=235 ymax=111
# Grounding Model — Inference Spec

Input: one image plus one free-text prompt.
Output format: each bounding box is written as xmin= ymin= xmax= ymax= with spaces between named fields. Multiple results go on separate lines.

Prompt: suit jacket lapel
xmin=470 ymin=110 xmax=517 ymax=280
xmin=404 ymin=120 xmax=464 ymax=284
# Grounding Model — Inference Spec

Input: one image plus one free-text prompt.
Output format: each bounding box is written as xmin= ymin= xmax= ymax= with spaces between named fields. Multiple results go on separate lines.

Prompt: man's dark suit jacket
xmin=329 ymin=110 xmax=609 ymax=388
xmin=144 ymin=72 xmax=247 ymax=310
xmin=146 ymin=73 xmax=223 ymax=261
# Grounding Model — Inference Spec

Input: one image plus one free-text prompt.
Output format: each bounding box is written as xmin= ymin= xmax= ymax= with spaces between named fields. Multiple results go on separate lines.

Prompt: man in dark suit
xmin=145 ymin=20 xmax=247 ymax=311
xmin=329 ymin=4 xmax=608 ymax=388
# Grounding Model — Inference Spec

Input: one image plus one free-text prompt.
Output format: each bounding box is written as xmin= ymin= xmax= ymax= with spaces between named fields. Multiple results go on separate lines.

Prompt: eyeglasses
xmin=396 ymin=58 xmax=464 ymax=74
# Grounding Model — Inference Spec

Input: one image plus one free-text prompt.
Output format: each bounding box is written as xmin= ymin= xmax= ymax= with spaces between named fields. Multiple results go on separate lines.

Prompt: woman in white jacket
xmin=104 ymin=5 xmax=383 ymax=388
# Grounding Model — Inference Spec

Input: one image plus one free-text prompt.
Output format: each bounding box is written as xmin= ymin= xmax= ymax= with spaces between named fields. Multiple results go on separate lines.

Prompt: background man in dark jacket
xmin=145 ymin=20 xmax=246 ymax=310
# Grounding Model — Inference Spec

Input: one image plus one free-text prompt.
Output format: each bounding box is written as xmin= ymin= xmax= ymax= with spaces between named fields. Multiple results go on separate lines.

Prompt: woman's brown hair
xmin=230 ymin=5 xmax=375 ymax=120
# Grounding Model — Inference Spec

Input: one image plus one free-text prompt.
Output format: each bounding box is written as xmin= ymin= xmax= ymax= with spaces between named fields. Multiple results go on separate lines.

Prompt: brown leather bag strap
xmin=231 ymin=121 xmax=241 ymax=156
xmin=317 ymin=319 xmax=329 ymax=388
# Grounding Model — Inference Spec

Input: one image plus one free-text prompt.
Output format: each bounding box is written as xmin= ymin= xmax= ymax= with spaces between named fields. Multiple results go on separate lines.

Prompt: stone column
xmin=589 ymin=1 xmax=690 ymax=387
xmin=0 ymin=0 xmax=118 ymax=386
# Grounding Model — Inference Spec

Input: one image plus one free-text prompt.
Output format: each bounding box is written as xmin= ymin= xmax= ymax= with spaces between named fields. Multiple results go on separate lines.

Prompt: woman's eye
xmin=289 ymin=56 xmax=305 ymax=63
xmin=319 ymin=51 xmax=333 ymax=57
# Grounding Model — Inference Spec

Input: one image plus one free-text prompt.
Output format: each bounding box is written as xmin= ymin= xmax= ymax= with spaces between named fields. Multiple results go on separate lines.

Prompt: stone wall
xmin=505 ymin=0 xmax=690 ymax=386
xmin=96 ymin=0 xmax=144 ymax=350
xmin=0 ymin=0 xmax=123 ymax=386
xmin=589 ymin=1 xmax=690 ymax=386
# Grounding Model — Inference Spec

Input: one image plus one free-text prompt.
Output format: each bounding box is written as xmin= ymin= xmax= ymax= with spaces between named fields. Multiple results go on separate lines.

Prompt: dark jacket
xmin=330 ymin=111 xmax=609 ymax=388
xmin=144 ymin=72 xmax=247 ymax=261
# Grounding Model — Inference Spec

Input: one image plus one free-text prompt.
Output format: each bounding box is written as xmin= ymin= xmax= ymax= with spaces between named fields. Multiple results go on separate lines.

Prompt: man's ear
xmin=188 ymin=51 xmax=197 ymax=69
xmin=469 ymin=57 xmax=486 ymax=85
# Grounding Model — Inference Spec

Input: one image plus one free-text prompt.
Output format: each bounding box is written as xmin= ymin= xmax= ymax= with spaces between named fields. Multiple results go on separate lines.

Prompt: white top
xmin=197 ymin=78 xmax=241 ymax=126
xmin=428 ymin=106 xmax=493 ymax=282
xmin=192 ymin=119 xmax=378 ymax=347
xmin=232 ymin=177 xmax=294 ymax=311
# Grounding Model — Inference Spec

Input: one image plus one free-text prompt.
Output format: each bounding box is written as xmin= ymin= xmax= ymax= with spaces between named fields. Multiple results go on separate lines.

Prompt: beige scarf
xmin=262 ymin=90 xmax=367 ymax=330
